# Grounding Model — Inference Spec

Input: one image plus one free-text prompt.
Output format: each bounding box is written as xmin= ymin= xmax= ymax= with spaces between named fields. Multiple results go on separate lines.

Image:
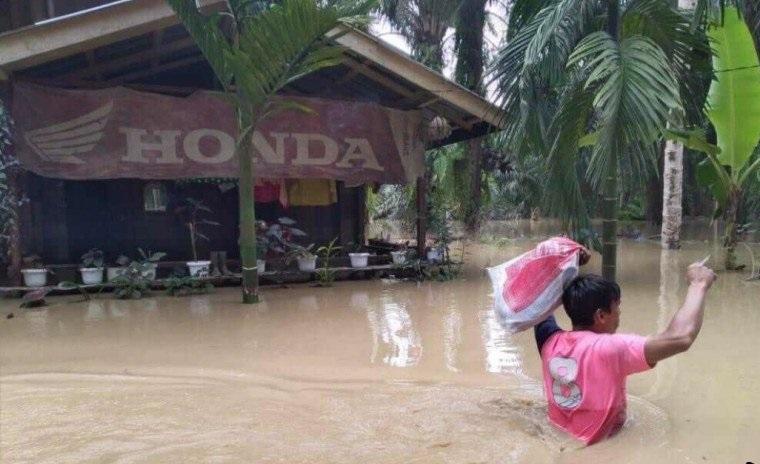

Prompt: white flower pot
xmin=21 ymin=269 xmax=48 ymax=287
xmin=349 ymin=253 xmax=370 ymax=268
xmin=391 ymin=250 xmax=408 ymax=265
xmin=107 ymin=267 xmax=126 ymax=282
xmin=187 ymin=261 xmax=211 ymax=277
xmin=257 ymin=259 xmax=266 ymax=274
xmin=426 ymin=248 xmax=443 ymax=263
xmin=297 ymin=256 xmax=317 ymax=272
xmin=80 ymin=267 xmax=104 ymax=285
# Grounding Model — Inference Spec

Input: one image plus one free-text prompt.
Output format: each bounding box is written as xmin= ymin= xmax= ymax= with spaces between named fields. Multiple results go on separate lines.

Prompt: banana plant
xmin=166 ymin=0 xmax=372 ymax=303
xmin=672 ymin=8 xmax=760 ymax=269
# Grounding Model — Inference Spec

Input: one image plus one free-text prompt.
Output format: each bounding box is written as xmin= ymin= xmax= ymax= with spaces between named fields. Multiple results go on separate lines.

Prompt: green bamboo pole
xmin=237 ymin=105 xmax=259 ymax=304
xmin=602 ymin=0 xmax=620 ymax=282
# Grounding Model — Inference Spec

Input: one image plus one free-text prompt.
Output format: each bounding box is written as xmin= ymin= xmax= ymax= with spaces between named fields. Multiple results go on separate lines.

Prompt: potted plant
xmin=391 ymin=249 xmax=409 ymax=265
xmin=137 ymin=248 xmax=166 ymax=280
xmin=315 ymin=237 xmax=341 ymax=286
xmin=286 ymin=243 xmax=317 ymax=272
xmin=107 ymin=255 xmax=131 ymax=282
xmin=79 ymin=248 xmax=104 ymax=284
xmin=256 ymin=217 xmax=308 ymax=273
xmin=347 ymin=243 xmax=370 ymax=268
xmin=175 ymin=198 xmax=219 ymax=277
xmin=20 ymin=255 xmax=48 ymax=287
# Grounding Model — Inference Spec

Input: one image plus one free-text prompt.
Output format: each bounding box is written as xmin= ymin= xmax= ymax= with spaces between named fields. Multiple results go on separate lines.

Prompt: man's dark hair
xmin=562 ymin=274 xmax=621 ymax=327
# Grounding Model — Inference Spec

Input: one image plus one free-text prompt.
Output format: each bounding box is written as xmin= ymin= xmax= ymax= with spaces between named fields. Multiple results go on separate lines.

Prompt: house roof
xmin=0 ymin=0 xmax=504 ymax=147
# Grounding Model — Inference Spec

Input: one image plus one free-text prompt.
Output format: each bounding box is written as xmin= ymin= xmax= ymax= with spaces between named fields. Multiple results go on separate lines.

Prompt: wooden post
xmin=416 ymin=176 xmax=427 ymax=258
xmin=2 ymin=79 xmax=22 ymax=285
xmin=5 ymin=167 xmax=23 ymax=285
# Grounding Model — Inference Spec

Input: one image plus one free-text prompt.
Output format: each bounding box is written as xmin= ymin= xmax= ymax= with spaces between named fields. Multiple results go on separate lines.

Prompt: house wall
xmin=21 ymin=174 xmax=364 ymax=266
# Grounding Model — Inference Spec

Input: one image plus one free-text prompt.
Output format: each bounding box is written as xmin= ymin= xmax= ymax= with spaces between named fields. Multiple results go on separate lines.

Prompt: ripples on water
xmin=1 ymin=240 xmax=759 ymax=463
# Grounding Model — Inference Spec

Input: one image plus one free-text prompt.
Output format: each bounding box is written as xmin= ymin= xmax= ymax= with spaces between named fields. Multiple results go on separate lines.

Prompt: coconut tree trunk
xmin=465 ymin=138 xmax=483 ymax=232
xmin=238 ymin=108 xmax=259 ymax=304
xmin=660 ymin=0 xmax=696 ymax=249
xmin=455 ymin=0 xmax=487 ymax=233
xmin=723 ymin=187 xmax=742 ymax=270
xmin=661 ymin=139 xmax=684 ymax=249
xmin=602 ymin=0 xmax=620 ymax=282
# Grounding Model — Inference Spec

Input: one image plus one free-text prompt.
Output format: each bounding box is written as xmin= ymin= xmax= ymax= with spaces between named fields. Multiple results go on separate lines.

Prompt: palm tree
xmin=167 ymin=0 xmax=370 ymax=303
xmin=490 ymin=0 xmax=708 ymax=280
xmin=380 ymin=0 xmax=461 ymax=71
xmin=454 ymin=0 xmax=488 ymax=231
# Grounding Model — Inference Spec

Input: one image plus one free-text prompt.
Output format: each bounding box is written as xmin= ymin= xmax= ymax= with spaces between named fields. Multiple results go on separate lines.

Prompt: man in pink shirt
xmin=533 ymin=258 xmax=716 ymax=444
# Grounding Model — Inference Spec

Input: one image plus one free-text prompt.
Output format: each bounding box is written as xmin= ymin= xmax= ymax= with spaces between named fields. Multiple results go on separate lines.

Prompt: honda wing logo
xmin=24 ymin=102 xmax=112 ymax=164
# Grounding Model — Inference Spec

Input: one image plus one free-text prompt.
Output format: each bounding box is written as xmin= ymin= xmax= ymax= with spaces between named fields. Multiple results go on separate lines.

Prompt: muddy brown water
xmin=1 ymin=240 xmax=759 ymax=463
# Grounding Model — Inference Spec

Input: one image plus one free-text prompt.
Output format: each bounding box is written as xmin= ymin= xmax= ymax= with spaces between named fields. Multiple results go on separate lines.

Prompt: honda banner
xmin=11 ymin=82 xmax=425 ymax=184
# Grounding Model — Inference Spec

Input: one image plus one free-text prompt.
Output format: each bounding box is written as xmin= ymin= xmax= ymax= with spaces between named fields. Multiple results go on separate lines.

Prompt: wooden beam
xmin=343 ymin=57 xmax=474 ymax=131
xmin=65 ymin=37 xmax=196 ymax=80
xmin=336 ymin=66 xmax=361 ymax=85
xmin=0 ymin=0 xmax=225 ymax=72
xmin=151 ymin=30 xmax=164 ymax=69
xmin=327 ymin=25 xmax=505 ymax=130
xmin=107 ymin=54 xmax=205 ymax=84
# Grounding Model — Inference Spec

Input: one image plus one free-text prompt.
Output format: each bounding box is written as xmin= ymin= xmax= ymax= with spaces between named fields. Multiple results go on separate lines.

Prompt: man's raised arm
xmin=644 ymin=262 xmax=717 ymax=366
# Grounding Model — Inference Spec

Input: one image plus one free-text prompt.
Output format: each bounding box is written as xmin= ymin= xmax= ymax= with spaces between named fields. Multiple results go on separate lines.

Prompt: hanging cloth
xmin=287 ymin=179 xmax=337 ymax=206
xmin=254 ymin=178 xmax=288 ymax=207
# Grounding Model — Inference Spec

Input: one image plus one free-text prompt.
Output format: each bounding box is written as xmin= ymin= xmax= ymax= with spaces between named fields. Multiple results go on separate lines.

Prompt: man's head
xmin=562 ymin=274 xmax=621 ymax=333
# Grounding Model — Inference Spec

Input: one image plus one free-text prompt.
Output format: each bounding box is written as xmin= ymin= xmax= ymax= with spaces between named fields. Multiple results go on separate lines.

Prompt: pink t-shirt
xmin=540 ymin=331 xmax=651 ymax=444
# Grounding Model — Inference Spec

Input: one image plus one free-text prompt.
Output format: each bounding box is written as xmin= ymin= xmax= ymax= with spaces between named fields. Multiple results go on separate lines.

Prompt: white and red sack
xmin=487 ymin=237 xmax=585 ymax=333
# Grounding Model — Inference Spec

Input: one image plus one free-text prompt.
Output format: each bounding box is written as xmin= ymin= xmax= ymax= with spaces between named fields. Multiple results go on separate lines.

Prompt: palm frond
xmin=569 ymin=32 xmax=682 ymax=187
xmin=489 ymin=0 xmax=601 ymax=150
xmin=622 ymin=0 xmax=712 ymax=126
xmin=228 ymin=0 xmax=360 ymax=112
xmin=165 ymin=0 xmax=235 ymax=88
xmin=542 ymin=73 xmax=595 ymax=239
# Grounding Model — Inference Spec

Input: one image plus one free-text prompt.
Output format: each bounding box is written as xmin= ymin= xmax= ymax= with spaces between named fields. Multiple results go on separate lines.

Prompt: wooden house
xmin=0 ymin=0 xmax=502 ymax=283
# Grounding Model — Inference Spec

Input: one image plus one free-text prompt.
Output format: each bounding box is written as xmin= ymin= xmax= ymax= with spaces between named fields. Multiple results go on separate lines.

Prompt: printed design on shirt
xmin=549 ymin=356 xmax=582 ymax=409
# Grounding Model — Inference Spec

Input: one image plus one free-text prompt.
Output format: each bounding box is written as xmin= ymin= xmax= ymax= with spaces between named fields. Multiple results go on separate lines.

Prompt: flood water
xmin=1 ymin=240 xmax=759 ymax=463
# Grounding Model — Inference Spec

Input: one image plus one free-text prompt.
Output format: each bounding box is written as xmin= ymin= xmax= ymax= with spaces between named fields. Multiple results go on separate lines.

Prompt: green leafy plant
xmin=80 ymin=248 xmax=104 ymax=268
xmin=256 ymin=217 xmax=307 ymax=258
xmin=314 ymin=237 xmax=342 ymax=286
xmin=671 ymin=8 xmax=760 ymax=269
xmin=165 ymin=275 xmax=214 ymax=296
xmin=285 ymin=243 xmax=316 ymax=263
xmin=111 ymin=260 xmax=152 ymax=299
xmin=175 ymin=198 xmax=219 ymax=262
xmin=21 ymin=255 xmax=44 ymax=270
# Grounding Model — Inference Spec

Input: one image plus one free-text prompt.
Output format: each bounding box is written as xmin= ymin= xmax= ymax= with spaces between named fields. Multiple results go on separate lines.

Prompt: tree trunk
xmin=723 ymin=188 xmax=742 ymax=270
xmin=464 ymin=138 xmax=483 ymax=232
xmin=660 ymin=0 xmax=696 ymax=249
xmin=661 ymin=140 xmax=684 ymax=249
xmin=237 ymin=110 xmax=259 ymax=304
xmin=602 ymin=153 xmax=619 ymax=281
xmin=602 ymin=0 xmax=620 ymax=282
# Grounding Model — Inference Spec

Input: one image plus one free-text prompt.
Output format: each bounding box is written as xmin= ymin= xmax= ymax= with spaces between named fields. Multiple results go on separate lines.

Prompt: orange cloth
xmin=287 ymin=179 xmax=337 ymax=206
